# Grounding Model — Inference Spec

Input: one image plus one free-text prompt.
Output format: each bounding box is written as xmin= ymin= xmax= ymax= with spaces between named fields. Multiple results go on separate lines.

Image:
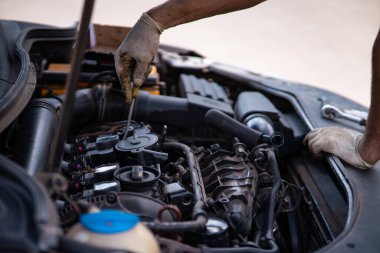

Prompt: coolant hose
xmin=205 ymin=109 xmax=263 ymax=147
xmin=265 ymin=149 xmax=281 ymax=241
xmin=205 ymin=109 xmax=284 ymax=147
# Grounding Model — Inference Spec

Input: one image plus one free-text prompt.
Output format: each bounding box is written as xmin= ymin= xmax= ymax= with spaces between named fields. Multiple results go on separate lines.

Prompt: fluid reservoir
xmin=67 ymin=210 xmax=160 ymax=253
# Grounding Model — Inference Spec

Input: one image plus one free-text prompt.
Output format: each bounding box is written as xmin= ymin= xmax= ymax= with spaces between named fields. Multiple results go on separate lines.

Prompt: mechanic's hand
xmin=304 ymin=126 xmax=374 ymax=169
xmin=114 ymin=13 xmax=166 ymax=103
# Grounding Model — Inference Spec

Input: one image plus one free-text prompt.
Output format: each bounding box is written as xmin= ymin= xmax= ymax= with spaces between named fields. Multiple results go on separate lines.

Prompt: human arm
xmin=147 ymin=0 xmax=265 ymax=29
xmin=304 ymin=29 xmax=380 ymax=168
xmin=114 ymin=0 xmax=265 ymax=103
xmin=357 ymin=29 xmax=380 ymax=165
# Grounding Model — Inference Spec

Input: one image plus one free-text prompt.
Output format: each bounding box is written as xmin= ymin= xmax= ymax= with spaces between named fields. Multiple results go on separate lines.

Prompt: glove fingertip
xmin=303 ymin=137 xmax=307 ymax=145
xmin=309 ymin=139 xmax=324 ymax=157
xmin=124 ymin=89 xmax=132 ymax=104
xmin=133 ymin=78 xmax=144 ymax=87
xmin=311 ymin=152 xmax=324 ymax=159
xmin=303 ymin=134 xmax=310 ymax=146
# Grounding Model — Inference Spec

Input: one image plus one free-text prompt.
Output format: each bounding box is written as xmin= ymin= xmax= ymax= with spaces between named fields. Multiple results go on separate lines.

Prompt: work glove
xmin=304 ymin=126 xmax=374 ymax=169
xmin=114 ymin=13 xmax=166 ymax=103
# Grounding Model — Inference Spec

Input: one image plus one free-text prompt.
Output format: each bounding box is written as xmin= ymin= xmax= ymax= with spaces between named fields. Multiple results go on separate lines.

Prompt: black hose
xmin=265 ymin=149 xmax=281 ymax=241
xmin=60 ymin=86 xmax=189 ymax=130
xmin=144 ymin=215 xmax=207 ymax=233
xmin=13 ymin=87 xmax=101 ymax=174
xmin=134 ymin=91 xmax=189 ymax=126
xmin=57 ymin=237 xmax=132 ymax=253
xmin=205 ymin=109 xmax=263 ymax=148
xmin=205 ymin=109 xmax=284 ymax=147
xmin=69 ymin=89 xmax=193 ymax=130
xmin=14 ymin=98 xmax=61 ymax=175
xmin=144 ymin=142 xmax=208 ymax=232
xmin=14 ymin=85 xmax=128 ymax=174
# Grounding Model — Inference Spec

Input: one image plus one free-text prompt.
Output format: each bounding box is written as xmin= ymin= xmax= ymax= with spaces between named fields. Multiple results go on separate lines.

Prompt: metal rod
xmin=122 ymin=97 xmax=135 ymax=140
xmin=48 ymin=0 xmax=95 ymax=171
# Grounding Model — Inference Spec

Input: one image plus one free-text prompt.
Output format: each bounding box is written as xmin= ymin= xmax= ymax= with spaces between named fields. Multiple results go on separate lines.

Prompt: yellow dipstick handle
xmin=132 ymin=86 xmax=139 ymax=98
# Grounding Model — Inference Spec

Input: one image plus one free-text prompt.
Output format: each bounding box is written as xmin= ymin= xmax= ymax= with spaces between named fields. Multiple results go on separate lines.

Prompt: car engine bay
xmin=0 ymin=23 xmax=351 ymax=253
xmin=53 ymin=71 xmax=305 ymax=252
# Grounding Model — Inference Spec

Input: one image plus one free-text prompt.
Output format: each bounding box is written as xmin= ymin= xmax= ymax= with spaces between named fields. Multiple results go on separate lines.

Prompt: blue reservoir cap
xmin=80 ymin=210 xmax=140 ymax=234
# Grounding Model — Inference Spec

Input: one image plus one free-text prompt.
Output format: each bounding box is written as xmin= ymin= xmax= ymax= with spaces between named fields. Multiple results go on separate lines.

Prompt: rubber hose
xmin=205 ymin=109 xmax=263 ymax=148
xmin=265 ymin=149 xmax=281 ymax=240
xmin=14 ymin=98 xmax=61 ymax=175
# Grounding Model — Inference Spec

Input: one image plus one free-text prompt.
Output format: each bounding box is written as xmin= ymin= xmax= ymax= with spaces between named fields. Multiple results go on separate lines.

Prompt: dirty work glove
xmin=114 ymin=13 xmax=166 ymax=103
xmin=303 ymin=126 xmax=374 ymax=169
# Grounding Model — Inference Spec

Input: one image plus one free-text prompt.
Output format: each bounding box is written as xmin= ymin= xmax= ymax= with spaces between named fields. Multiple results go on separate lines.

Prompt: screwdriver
xmin=123 ymin=85 xmax=139 ymax=140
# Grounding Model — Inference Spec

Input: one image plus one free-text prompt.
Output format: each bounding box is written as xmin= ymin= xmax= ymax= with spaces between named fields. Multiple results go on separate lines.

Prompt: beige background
xmin=1 ymin=0 xmax=379 ymax=106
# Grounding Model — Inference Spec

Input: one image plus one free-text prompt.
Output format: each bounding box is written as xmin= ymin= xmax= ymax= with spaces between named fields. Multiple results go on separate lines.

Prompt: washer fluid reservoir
xmin=67 ymin=210 xmax=160 ymax=253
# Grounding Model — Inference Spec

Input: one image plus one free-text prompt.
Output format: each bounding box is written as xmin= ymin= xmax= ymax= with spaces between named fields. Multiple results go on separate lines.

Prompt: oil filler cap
xmin=80 ymin=210 xmax=139 ymax=234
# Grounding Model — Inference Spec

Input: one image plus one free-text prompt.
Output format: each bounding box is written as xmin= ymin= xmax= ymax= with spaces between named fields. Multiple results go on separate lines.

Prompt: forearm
xmin=147 ymin=0 xmax=265 ymax=29
xmin=359 ymin=29 xmax=380 ymax=163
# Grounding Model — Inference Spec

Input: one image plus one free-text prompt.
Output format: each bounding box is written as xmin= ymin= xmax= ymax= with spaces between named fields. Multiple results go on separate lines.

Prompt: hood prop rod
xmin=48 ymin=0 xmax=95 ymax=172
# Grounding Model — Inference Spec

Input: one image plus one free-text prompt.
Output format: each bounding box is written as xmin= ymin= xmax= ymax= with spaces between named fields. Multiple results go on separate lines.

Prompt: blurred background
xmin=1 ymin=0 xmax=379 ymax=106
